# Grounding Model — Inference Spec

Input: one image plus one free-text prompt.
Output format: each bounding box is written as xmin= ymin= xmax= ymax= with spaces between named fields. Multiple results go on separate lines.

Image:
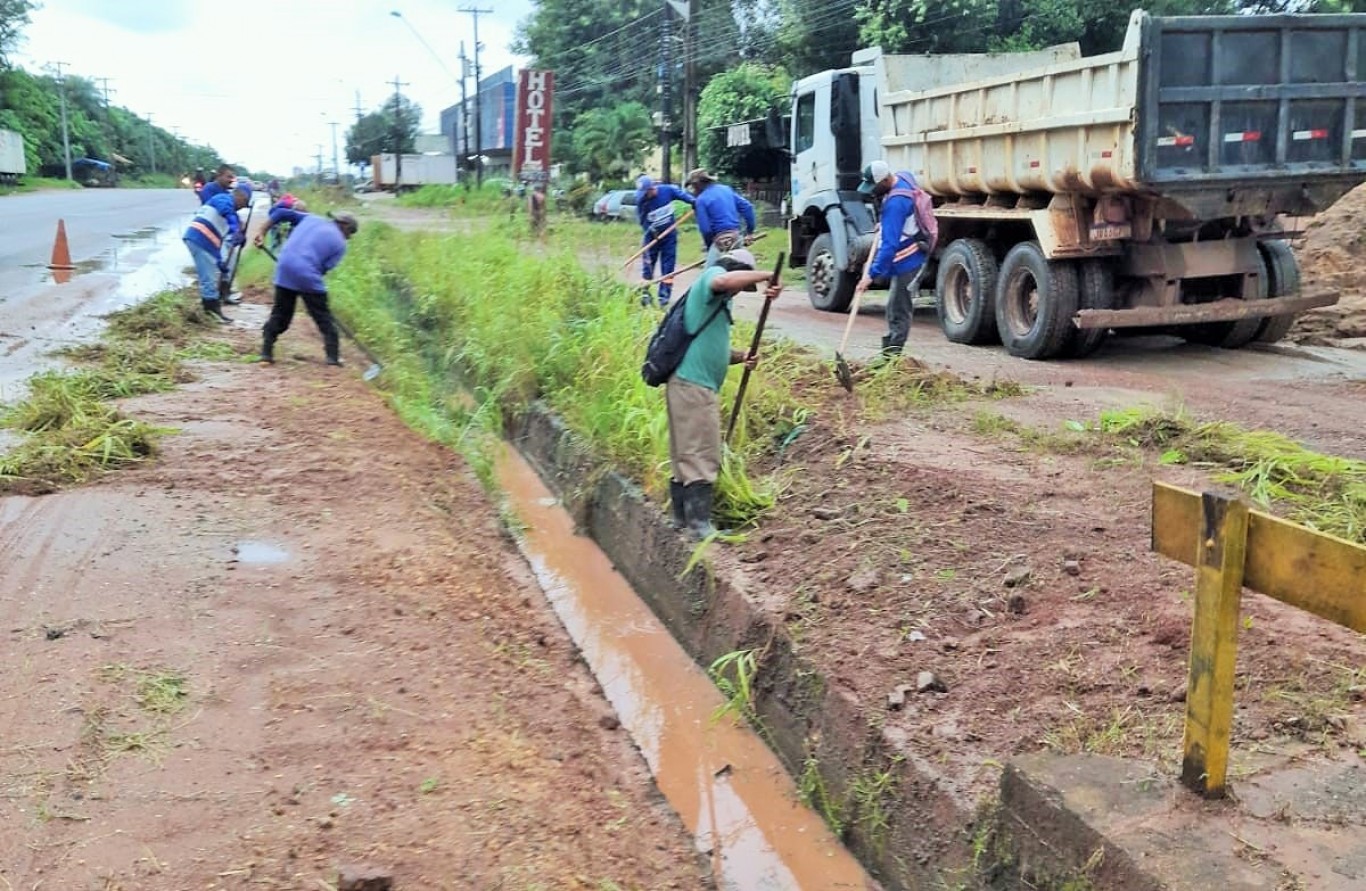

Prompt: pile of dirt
xmin=1291 ymin=182 xmax=1366 ymax=346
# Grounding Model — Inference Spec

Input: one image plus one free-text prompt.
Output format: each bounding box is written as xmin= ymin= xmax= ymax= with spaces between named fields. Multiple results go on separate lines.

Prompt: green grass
xmin=1098 ymin=406 xmax=1366 ymax=543
xmin=0 ymin=289 xmax=229 ymax=493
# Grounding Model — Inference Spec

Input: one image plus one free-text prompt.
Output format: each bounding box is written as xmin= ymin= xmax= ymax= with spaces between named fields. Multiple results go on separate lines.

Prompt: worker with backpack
xmin=855 ymin=160 xmax=938 ymax=359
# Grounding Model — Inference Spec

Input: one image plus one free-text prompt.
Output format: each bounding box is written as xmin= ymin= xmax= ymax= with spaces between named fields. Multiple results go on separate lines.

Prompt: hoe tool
xmin=217 ymin=199 xmax=257 ymax=311
xmin=725 ymin=252 xmax=785 ymax=445
xmin=834 ymin=228 xmax=878 ymax=393
xmin=259 ymin=245 xmax=384 ymax=382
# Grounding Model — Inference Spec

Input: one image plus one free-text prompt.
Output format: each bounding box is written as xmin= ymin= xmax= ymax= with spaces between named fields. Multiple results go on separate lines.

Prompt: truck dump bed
xmin=877 ymin=11 xmax=1366 ymax=218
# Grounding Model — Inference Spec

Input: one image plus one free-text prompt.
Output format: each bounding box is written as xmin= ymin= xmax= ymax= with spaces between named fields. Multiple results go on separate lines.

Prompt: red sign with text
xmin=513 ymin=69 xmax=554 ymax=184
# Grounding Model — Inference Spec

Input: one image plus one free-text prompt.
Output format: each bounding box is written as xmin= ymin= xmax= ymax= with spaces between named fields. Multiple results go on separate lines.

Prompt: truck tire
xmin=1182 ymin=257 xmax=1270 ymax=349
xmin=1064 ymin=259 xmax=1117 ymax=358
xmin=995 ymin=242 xmax=1079 ymax=360
xmin=806 ymin=232 xmax=857 ymax=313
xmin=935 ymin=238 xmax=999 ymax=344
xmin=1255 ymin=240 xmax=1301 ymax=344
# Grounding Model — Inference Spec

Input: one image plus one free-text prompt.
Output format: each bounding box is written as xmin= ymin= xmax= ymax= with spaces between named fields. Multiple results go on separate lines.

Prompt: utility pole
xmin=49 ymin=62 xmax=73 ymax=181
xmin=390 ymin=74 xmax=409 ymax=190
xmin=660 ymin=3 xmax=673 ymax=183
xmin=146 ymin=113 xmax=156 ymax=175
xmin=315 ymin=145 xmax=325 ymax=184
xmin=460 ymin=6 xmax=492 ymax=188
xmin=683 ymin=0 xmax=698 ymax=175
xmin=354 ymin=90 xmax=364 ymax=122
xmin=459 ymin=41 xmax=471 ymax=188
xmin=329 ymin=121 xmax=341 ymax=181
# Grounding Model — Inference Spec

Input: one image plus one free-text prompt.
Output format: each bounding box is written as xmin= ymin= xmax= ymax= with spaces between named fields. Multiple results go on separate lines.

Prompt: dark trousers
xmin=262 ymin=285 xmax=339 ymax=360
xmin=641 ymin=231 xmax=679 ymax=303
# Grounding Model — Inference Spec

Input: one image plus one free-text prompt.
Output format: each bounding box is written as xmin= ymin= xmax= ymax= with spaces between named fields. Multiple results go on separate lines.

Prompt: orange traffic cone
xmin=47 ymin=219 xmax=75 ymax=271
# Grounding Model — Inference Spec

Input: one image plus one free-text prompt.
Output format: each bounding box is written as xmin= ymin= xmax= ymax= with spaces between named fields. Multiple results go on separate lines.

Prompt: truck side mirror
xmin=765 ymin=107 xmax=788 ymax=150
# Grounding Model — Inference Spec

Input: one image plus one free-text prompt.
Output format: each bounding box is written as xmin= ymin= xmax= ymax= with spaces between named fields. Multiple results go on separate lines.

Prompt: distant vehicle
xmin=0 ymin=128 xmax=26 ymax=185
xmin=591 ymin=189 xmax=636 ymax=222
xmin=370 ymin=153 xmax=460 ymax=191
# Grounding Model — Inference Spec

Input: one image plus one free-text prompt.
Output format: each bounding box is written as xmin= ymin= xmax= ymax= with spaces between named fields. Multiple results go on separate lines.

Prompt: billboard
xmin=513 ymin=69 xmax=554 ymax=184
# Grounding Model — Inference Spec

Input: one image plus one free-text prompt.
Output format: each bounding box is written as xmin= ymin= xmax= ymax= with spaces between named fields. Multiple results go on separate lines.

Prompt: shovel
xmin=725 ymin=252 xmax=786 ymax=445
xmin=259 ymin=245 xmax=384 ymax=381
xmin=834 ymin=227 xmax=879 ymax=393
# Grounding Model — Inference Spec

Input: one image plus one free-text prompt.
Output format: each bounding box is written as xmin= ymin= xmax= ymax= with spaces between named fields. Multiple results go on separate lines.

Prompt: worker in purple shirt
xmin=634 ymin=174 xmax=694 ymax=307
xmin=253 ymin=210 xmax=359 ymax=366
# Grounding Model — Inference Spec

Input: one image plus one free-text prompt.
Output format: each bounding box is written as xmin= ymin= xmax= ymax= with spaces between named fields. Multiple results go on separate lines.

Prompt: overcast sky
xmin=12 ymin=0 xmax=533 ymax=175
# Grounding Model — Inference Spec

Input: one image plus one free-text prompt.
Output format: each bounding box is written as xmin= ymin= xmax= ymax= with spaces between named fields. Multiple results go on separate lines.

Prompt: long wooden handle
xmin=622 ymin=208 xmax=695 ymax=270
xmin=644 ymin=256 xmax=705 ymax=286
xmin=837 ymin=226 xmax=878 ymax=354
xmin=726 ymin=252 xmax=786 ymax=444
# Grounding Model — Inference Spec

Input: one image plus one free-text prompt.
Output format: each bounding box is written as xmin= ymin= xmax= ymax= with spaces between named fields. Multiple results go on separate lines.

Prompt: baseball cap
xmin=719 ymin=248 xmax=759 ymax=290
xmin=858 ymin=160 xmax=891 ymax=194
xmin=233 ymin=180 xmax=252 ymax=198
xmin=329 ymin=211 xmax=359 ymax=234
xmin=636 ymin=175 xmax=654 ymax=191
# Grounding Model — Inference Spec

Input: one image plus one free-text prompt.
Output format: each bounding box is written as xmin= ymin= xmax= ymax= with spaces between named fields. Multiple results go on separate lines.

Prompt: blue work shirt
xmin=868 ymin=171 xmax=927 ymax=280
xmin=269 ymin=211 xmax=348 ymax=294
xmin=636 ymin=184 xmax=694 ymax=234
xmin=183 ymin=192 xmax=242 ymax=253
xmin=693 ymin=183 xmax=756 ymax=248
xmin=199 ymin=181 xmax=227 ymax=205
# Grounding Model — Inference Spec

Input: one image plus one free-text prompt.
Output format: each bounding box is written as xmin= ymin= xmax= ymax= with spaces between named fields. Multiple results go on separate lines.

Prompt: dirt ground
xmin=0 ymin=295 xmax=709 ymax=889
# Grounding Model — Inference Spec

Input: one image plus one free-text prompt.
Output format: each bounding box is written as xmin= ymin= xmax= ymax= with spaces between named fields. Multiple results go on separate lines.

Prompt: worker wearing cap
xmin=635 ymin=175 xmax=695 ymax=307
xmin=666 ymin=248 xmax=781 ymax=539
xmin=253 ymin=210 xmax=359 ymax=366
xmin=856 ymin=159 xmax=928 ymax=358
xmin=183 ymin=179 xmax=251 ymax=323
xmin=684 ymin=168 xmax=757 ymax=267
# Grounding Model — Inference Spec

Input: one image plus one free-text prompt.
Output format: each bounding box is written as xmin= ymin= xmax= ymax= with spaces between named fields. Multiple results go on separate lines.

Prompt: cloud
xmin=60 ymin=0 xmax=196 ymax=34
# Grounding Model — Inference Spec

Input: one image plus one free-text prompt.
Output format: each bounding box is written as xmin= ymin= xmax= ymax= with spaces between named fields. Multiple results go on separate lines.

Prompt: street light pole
xmin=461 ymin=6 xmax=491 ymax=189
xmin=329 ymin=121 xmax=341 ymax=182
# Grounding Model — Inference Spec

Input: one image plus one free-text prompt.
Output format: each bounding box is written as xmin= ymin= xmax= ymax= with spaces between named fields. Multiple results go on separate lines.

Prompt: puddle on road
xmin=232 ymin=540 xmax=290 ymax=565
xmin=496 ymin=444 xmax=874 ymax=891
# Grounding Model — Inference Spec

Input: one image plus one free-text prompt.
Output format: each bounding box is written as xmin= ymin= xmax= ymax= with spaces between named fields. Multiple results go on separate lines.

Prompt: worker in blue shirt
xmin=183 ymin=180 xmax=250 ymax=322
xmin=254 ymin=210 xmax=359 ymax=366
xmin=685 ymin=168 xmax=756 ymax=266
xmin=198 ymin=164 xmax=236 ymax=205
xmin=634 ymin=174 xmax=695 ymax=307
xmin=855 ymin=160 xmax=929 ymax=358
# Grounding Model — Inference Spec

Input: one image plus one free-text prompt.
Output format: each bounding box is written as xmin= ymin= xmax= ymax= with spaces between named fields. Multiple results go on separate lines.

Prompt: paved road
xmin=0 ymin=188 xmax=265 ymax=401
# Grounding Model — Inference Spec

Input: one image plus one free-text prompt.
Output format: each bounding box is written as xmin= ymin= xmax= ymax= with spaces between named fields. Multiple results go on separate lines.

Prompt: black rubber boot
xmin=683 ymin=482 xmax=717 ymax=540
xmin=669 ymin=480 xmax=686 ymax=530
xmin=259 ymin=335 xmax=275 ymax=364
xmin=203 ymin=299 xmax=232 ymax=323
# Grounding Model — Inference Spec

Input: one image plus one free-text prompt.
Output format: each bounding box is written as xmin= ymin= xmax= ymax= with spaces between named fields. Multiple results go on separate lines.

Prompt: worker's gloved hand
xmin=218 ymin=259 xmax=230 ymax=275
xmin=743 ymin=233 xmax=755 ymax=246
xmin=231 ymin=231 xmax=246 ymax=247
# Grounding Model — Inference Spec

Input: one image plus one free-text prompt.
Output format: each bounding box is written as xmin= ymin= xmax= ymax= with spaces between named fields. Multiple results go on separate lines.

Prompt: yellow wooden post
xmin=1180 ymin=491 xmax=1249 ymax=798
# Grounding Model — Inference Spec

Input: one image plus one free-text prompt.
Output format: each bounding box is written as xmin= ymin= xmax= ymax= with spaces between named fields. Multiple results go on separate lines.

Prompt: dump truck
xmin=782 ymin=11 xmax=1366 ymax=359
xmin=0 ymin=128 xmax=25 ymax=185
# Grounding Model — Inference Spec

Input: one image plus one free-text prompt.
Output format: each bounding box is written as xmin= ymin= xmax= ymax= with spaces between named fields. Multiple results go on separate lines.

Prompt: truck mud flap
xmin=1074 ymin=291 xmax=1337 ymax=329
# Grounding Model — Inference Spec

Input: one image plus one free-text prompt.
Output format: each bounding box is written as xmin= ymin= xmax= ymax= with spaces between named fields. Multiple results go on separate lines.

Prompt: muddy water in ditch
xmin=496 ymin=445 xmax=875 ymax=891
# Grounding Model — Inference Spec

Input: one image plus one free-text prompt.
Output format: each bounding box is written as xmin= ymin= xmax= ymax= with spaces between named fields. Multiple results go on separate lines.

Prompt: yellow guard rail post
xmin=1151 ymin=481 xmax=1366 ymax=798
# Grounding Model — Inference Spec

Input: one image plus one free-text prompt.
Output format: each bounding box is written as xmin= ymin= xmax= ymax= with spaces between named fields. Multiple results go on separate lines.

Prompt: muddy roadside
xmin=0 ymin=301 xmax=710 ymax=889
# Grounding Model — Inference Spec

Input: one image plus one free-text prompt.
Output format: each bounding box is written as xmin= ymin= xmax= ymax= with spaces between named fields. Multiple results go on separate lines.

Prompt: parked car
xmin=591 ymin=189 xmax=636 ymax=221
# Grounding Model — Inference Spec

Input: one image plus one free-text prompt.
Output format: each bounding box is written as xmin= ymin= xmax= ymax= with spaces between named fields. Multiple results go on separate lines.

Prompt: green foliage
xmin=0 ymin=0 xmax=35 ymax=68
xmin=697 ymin=63 xmax=791 ymax=180
xmin=346 ymin=94 xmax=422 ymax=166
xmin=571 ymin=102 xmax=655 ymax=183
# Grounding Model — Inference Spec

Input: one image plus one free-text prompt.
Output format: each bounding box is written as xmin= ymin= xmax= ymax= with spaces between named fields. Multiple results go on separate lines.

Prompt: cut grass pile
xmin=1099 ymin=405 xmax=1366 ymax=543
xmin=0 ymin=289 xmax=226 ymax=493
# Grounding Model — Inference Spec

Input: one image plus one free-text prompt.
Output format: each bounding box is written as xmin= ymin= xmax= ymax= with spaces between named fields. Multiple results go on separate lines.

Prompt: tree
xmin=345 ymin=95 xmax=421 ymax=165
xmin=0 ymin=0 xmax=35 ymax=69
xmin=570 ymin=101 xmax=655 ymax=183
xmin=697 ymin=62 xmax=790 ymax=179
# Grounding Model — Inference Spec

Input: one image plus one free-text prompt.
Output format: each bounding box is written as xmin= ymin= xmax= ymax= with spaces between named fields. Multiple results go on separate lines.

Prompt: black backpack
xmin=640 ymin=290 xmax=730 ymax=387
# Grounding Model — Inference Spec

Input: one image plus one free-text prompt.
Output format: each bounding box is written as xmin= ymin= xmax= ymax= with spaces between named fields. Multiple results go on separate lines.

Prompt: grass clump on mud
xmin=326 ymin=218 xmax=1008 ymax=526
xmin=0 ymin=289 xmax=225 ymax=494
xmin=1099 ymin=405 xmax=1366 ymax=543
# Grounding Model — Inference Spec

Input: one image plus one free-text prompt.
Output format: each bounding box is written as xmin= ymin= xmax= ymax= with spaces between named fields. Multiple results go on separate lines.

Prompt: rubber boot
xmin=202 ymin=299 xmax=232 ymax=324
xmin=683 ymin=482 xmax=717 ymax=540
xmin=669 ymin=480 xmax=686 ymax=530
xmin=259 ymin=334 xmax=276 ymax=364
xmin=872 ymin=335 xmax=901 ymax=367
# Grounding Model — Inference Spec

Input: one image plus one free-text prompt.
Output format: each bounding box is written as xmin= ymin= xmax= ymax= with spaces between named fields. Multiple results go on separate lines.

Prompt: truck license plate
xmin=1090 ymin=224 xmax=1131 ymax=241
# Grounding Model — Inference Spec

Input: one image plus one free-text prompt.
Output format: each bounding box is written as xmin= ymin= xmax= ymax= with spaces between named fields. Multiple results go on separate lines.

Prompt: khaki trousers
xmin=665 ymin=377 xmax=721 ymax=485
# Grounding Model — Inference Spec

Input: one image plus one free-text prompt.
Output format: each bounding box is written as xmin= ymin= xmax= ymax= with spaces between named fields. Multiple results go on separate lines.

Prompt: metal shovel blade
xmin=362 ymin=363 xmax=383 ymax=382
xmin=834 ymin=353 xmax=854 ymax=393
